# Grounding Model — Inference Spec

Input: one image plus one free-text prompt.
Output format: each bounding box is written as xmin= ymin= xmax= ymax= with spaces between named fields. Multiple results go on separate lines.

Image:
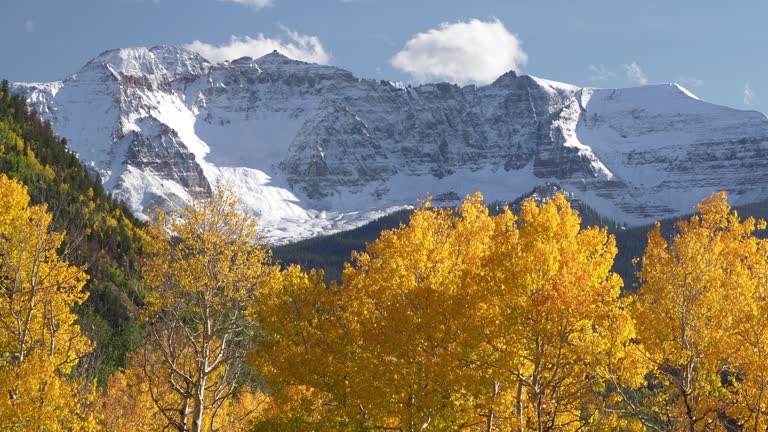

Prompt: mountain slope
xmin=12 ymin=47 xmax=768 ymax=242
xmin=0 ymin=80 xmax=144 ymax=381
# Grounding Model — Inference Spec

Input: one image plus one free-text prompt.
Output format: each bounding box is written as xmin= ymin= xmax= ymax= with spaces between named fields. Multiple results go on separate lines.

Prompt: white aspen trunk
xmin=517 ymin=380 xmax=525 ymax=432
xmin=487 ymin=381 xmax=499 ymax=432
xmin=192 ymin=372 xmax=206 ymax=432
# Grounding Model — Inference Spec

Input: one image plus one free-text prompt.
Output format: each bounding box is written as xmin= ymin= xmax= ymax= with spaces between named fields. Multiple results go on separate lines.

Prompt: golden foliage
xmin=139 ymin=186 xmax=279 ymax=432
xmin=0 ymin=174 xmax=96 ymax=430
xmin=98 ymin=363 xmax=161 ymax=432
xmin=632 ymin=192 xmax=768 ymax=431
xmin=473 ymin=194 xmax=644 ymax=431
xmin=99 ymin=352 xmax=271 ymax=432
xmin=255 ymin=193 xmax=642 ymax=431
xmin=0 ymin=174 xmax=91 ymax=369
xmin=0 ymin=351 xmax=99 ymax=431
xmin=10 ymin=180 xmax=768 ymax=432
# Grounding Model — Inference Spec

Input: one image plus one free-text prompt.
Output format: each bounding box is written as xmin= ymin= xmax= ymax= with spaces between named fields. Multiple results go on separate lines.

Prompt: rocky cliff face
xmin=12 ymin=46 xmax=768 ymax=242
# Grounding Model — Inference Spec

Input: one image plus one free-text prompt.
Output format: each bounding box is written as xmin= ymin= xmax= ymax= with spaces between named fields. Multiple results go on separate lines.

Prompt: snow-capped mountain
xmin=13 ymin=46 xmax=768 ymax=242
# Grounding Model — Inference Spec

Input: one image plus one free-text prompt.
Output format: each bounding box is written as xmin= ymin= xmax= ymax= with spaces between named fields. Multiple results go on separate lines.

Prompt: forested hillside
xmin=0 ymin=80 xmax=144 ymax=381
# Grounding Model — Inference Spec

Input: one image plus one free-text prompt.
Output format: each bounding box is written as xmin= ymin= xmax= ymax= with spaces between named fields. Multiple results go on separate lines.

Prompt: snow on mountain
xmin=12 ymin=46 xmax=768 ymax=242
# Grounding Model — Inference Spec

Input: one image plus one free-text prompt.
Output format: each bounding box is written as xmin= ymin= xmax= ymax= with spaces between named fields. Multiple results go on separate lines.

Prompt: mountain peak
xmin=149 ymin=45 xmax=210 ymax=79
xmin=149 ymin=45 xmax=206 ymax=62
xmin=255 ymin=50 xmax=307 ymax=65
xmin=80 ymin=46 xmax=209 ymax=80
xmin=490 ymin=70 xmax=519 ymax=86
xmin=81 ymin=47 xmax=165 ymax=77
xmin=265 ymin=49 xmax=287 ymax=58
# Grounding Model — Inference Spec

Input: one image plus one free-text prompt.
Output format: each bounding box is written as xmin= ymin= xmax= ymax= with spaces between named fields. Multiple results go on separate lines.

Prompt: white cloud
xmin=744 ymin=83 xmax=756 ymax=106
xmin=589 ymin=64 xmax=615 ymax=82
xmin=24 ymin=20 xmax=35 ymax=33
xmin=624 ymin=62 xmax=648 ymax=85
xmin=185 ymin=28 xmax=330 ymax=64
xmin=390 ymin=18 xmax=528 ymax=85
xmin=219 ymin=0 xmax=272 ymax=9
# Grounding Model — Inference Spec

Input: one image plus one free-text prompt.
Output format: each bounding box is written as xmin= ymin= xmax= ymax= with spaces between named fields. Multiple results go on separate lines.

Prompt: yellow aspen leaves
xmin=7 ymin=175 xmax=768 ymax=432
xmin=632 ymin=192 xmax=768 ymax=431
xmin=0 ymin=174 xmax=96 ymax=431
xmin=98 ymin=364 xmax=161 ymax=432
xmin=139 ymin=187 xmax=279 ymax=432
xmin=256 ymin=192 xmax=643 ymax=431
xmin=474 ymin=194 xmax=643 ymax=431
xmin=0 ymin=350 xmax=99 ymax=431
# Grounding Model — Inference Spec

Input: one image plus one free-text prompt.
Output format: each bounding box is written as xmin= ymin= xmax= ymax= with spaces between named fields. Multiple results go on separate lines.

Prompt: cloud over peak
xmin=624 ymin=62 xmax=648 ymax=85
xmin=184 ymin=28 xmax=330 ymax=64
xmin=391 ymin=19 xmax=528 ymax=86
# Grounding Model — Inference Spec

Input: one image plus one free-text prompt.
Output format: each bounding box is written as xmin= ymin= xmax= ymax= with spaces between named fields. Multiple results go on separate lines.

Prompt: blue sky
xmin=4 ymin=0 xmax=766 ymax=111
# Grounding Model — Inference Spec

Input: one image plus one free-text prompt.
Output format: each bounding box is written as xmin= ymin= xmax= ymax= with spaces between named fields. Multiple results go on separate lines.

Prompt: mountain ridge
xmin=12 ymin=46 xmax=768 ymax=243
